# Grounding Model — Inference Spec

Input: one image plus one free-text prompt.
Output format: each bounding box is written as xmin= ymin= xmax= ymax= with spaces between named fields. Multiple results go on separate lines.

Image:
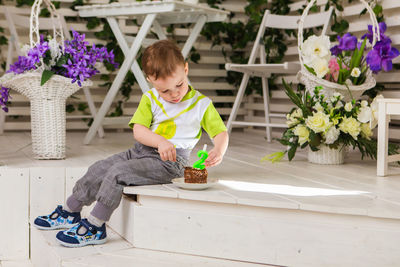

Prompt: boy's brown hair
xmin=142 ymin=40 xmax=185 ymax=80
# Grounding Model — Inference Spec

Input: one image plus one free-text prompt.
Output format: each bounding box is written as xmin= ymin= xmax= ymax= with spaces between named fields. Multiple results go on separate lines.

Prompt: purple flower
xmin=330 ymin=45 xmax=342 ymax=56
xmin=362 ymin=22 xmax=388 ymax=44
xmin=337 ymin=33 xmax=357 ymax=51
xmin=0 ymin=86 xmax=10 ymax=112
xmin=366 ymin=38 xmax=400 ymax=72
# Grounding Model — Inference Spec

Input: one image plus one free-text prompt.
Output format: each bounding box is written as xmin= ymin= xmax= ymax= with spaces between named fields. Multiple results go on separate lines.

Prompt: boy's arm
xmin=205 ymin=131 xmax=229 ymax=168
xmin=133 ymin=124 xmax=176 ymax=162
xmin=200 ymin=102 xmax=229 ymax=168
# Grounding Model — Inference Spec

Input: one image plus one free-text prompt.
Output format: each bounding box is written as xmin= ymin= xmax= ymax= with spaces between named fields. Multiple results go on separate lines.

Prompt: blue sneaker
xmin=56 ymin=218 xmax=107 ymax=248
xmin=34 ymin=205 xmax=81 ymax=230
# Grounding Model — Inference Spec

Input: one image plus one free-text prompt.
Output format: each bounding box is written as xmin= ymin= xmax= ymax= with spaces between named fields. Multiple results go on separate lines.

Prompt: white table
xmin=76 ymin=1 xmax=229 ymax=145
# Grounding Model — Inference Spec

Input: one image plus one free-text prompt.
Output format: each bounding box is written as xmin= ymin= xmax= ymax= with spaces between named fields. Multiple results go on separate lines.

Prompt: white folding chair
xmin=377 ymin=98 xmax=400 ymax=176
xmin=0 ymin=6 xmax=104 ymax=137
xmin=225 ymin=7 xmax=333 ymax=142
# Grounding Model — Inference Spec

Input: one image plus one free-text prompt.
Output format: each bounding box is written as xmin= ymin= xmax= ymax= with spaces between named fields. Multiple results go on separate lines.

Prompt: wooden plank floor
xmin=2 ymin=129 xmax=400 ymax=219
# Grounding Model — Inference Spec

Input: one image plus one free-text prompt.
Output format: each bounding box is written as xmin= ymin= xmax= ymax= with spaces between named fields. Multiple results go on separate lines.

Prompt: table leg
xmin=181 ymin=15 xmax=206 ymax=59
xmin=107 ymin=17 xmax=150 ymax=93
xmin=83 ymin=14 xmax=157 ymax=145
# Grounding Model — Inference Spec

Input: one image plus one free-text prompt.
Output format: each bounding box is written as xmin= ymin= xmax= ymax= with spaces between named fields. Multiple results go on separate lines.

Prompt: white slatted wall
xmin=1 ymin=0 xmax=400 ymax=134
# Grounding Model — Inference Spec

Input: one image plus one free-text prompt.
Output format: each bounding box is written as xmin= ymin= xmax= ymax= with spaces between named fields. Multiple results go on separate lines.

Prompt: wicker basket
xmin=3 ymin=73 xmax=91 ymax=159
xmin=297 ymin=0 xmax=379 ymax=102
xmin=2 ymin=0 xmax=92 ymax=159
xmin=307 ymin=144 xmax=345 ymax=165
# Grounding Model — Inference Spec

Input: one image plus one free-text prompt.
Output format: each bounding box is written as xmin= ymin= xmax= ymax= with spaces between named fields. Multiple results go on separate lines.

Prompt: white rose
xmin=361 ymin=123 xmax=373 ymax=140
xmin=344 ymin=102 xmax=353 ymax=112
xmin=311 ymin=57 xmax=329 ymax=78
xmin=361 ymin=100 xmax=368 ymax=107
xmin=357 ymin=106 xmax=372 ymax=123
xmin=324 ymin=126 xmax=340 ymax=144
xmin=339 ymin=117 xmax=361 ymax=140
xmin=301 ymin=35 xmax=331 ymax=66
xmin=294 ymin=124 xmax=310 ymax=145
xmin=351 ymin=67 xmax=361 ymax=78
xmin=306 ymin=111 xmax=332 ymax=133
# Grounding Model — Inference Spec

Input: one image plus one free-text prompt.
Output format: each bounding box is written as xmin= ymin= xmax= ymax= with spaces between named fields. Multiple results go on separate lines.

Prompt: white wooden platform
xmin=2 ymin=130 xmax=400 ymax=266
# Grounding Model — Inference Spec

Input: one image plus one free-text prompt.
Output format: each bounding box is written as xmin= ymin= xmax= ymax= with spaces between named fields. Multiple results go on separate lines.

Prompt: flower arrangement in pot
xmin=263 ymin=80 xmax=398 ymax=165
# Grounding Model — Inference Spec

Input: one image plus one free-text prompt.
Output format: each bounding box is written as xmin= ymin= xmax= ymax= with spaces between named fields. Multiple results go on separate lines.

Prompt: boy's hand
xmin=205 ymin=148 xmax=223 ymax=168
xmin=158 ymin=140 xmax=176 ymax=162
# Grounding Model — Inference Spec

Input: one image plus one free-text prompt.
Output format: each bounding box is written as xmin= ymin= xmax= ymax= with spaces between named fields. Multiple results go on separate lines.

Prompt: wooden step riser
xmin=130 ymin=196 xmax=400 ymax=267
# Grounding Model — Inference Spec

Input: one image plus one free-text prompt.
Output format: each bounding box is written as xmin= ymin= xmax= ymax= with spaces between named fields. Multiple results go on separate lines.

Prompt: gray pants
xmin=66 ymin=142 xmax=190 ymax=221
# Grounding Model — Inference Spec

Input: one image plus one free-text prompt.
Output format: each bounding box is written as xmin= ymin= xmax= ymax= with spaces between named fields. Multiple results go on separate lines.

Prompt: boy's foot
xmin=33 ymin=205 xmax=81 ymax=230
xmin=56 ymin=218 xmax=107 ymax=248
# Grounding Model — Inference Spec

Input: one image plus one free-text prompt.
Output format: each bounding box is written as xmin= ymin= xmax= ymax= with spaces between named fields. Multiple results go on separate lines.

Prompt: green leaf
xmin=56 ymin=56 xmax=67 ymax=67
xmin=304 ymin=64 xmax=316 ymax=76
xmin=261 ymin=151 xmax=286 ymax=163
xmin=287 ymin=145 xmax=297 ymax=161
xmin=309 ymin=130 xmax=321 ymax=148
xmin=41 ymin=70 xmax=54 ymax=86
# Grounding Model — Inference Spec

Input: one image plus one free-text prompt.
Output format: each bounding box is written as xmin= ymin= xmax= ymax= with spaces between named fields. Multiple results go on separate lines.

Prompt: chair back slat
xmin=246 ymin=7 xmax=333 ymax=65
xmin=264 ymin=9 xmax=333 ymax=30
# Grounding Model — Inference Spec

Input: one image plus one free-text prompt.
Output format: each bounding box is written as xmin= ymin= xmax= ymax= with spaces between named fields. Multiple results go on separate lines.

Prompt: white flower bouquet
xmin=262 ymin=80 xmax=399 ymax=163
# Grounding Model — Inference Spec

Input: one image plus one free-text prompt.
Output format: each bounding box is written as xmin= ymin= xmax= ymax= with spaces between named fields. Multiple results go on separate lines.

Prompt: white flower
xmin=48 ymin=39 xmax=61 ymax=67
xmin=344 ymin=102 xmax=353 ymax=112
xmin=306 ymin=111 xmax=331 ymax=133
xmin=335 ymin=101 xmax=343 ymax=109
xmin=333 ymin=92 xmax=343 ymax=99
xmin=370 ymin=94 xmax=384 ymax=129
xmin=325 ymin=126 xmax=340 ymax=144
xmin=351 ymin=67 xmax=361 ymax=78
xmin=301 ymin=35 xmax=331 ymax=66
xmin=361 ymin=100 xmax=368 ymax=107
xmin=357 ymin=106 xmax=372 ymax=123
xmin=339 ymin=117 xmax=361 ymax=140
xmin=311 ymin=57 xmax=329 ymax=78
xmin=293 ymin=124 xmax=310 ymax=145
xmin=314 ymin=102 xmax=324 ymax=112
xmin=286 ymin=108 xmax=303 ymax=127
xmin=361 ymin=123 xmax=373 ymax=140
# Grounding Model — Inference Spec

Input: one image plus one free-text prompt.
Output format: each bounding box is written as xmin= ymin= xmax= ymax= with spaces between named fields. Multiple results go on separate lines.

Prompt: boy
xmin=33 ymin=39 xmax=229 ymax=247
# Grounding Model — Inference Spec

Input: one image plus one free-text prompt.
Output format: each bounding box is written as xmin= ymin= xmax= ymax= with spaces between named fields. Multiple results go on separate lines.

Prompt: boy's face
xmin=147 ymin=63 xmax=189 ymax=104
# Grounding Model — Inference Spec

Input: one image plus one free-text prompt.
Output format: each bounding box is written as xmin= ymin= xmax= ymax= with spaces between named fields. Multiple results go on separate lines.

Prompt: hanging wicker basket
xmin=2 ymin=0 xmax=92 ymax=159
xmin=297 ymin=0 xmax=379 ymax=102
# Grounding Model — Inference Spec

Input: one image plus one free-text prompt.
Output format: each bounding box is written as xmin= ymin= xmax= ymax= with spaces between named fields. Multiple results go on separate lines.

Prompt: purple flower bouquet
xmin=0 ymin=30 xmax=118 ymax=112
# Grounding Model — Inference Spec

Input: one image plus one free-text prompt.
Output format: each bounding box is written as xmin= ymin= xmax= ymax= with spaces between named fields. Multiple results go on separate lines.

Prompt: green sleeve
xmin=128 ymin=95 xmax=153 ymax=128
xmin=201 ymin=102 xmax=227 ymax=138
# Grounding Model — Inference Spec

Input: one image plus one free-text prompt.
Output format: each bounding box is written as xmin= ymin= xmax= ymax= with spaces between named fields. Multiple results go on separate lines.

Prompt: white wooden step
xmin=0 ymin=260 xmax=33 ymax=267
xmin=31 ymin=223 xmax=268 ymax=267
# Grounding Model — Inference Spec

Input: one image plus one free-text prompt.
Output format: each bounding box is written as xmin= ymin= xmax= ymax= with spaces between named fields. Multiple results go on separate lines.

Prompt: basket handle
xmin=297 ymin=0 xmax=380 ymax=67
xmin=29 ymin=0 xmax=65 ymax=49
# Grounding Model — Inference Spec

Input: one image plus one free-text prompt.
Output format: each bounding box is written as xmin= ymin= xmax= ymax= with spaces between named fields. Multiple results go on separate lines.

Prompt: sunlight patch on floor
xmin=219 ymin=180 xmax=370 ymax=196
